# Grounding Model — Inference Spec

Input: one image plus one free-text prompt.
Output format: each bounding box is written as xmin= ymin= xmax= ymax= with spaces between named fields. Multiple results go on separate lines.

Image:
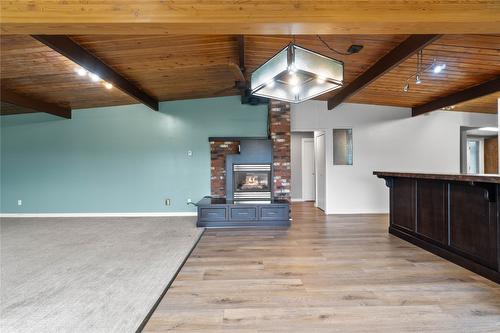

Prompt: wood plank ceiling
xmin=349 ymin=35 xmax=500 ymax=113
xmin=2 ymin=0 xmax=499 ymax=35
xmin=1 ymin=34 xmax=499 ymax=115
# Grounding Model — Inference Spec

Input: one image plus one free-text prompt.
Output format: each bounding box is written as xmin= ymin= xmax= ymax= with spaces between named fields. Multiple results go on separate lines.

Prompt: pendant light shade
xmin=250 ymin=43 xmax=344 ymax=103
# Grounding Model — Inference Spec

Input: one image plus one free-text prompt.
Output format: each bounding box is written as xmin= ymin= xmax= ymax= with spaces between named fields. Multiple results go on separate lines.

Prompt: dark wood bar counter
xmin=374 ymin=171 xmax=500 ymax=283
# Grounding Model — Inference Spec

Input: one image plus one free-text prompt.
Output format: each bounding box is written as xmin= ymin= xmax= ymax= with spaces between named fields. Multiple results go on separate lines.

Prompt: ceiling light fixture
xmin=432 ymin=63 xmax=446 ymax=73
xmin=316 ymin=76 xmax=326 ymax=84
xmin=89 ymin=73 xmax=101 ymax=82
xmin=104 ymin=82 xmax=113 ymax=90
xmin=478 ymin=127 xmax=499 ymax=132
xmin=75 ymin=68 xmax=87 ymax=76
xmin=401 ymin=51 xmax=447 ymax=93
xmin=415 ymin=74 xmax=422 ymax=85
xmin=289 ymin=74 xmax=299 ymax=86
xmin=250 ymin=43 xmax=344 ymax=103
xmin=440 ymin=105 xmax=455 ymax=111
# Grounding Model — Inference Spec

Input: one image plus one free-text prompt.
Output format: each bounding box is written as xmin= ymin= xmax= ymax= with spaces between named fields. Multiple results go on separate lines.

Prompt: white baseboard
xmin=0 ymin=212 xmax=198 ymax=218
xmin=325 ymin=211 xmax=389 ymax=215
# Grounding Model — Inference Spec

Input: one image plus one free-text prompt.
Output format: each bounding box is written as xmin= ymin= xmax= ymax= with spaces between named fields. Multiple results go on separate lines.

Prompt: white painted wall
xmin=292 ymin=101 xmax=497 ymax=214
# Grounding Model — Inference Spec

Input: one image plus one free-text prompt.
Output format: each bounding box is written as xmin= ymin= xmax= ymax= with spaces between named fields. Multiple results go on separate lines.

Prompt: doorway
xmin=466 ymin=138 xmax=481 ymax=174
xmin=291 ymin=131 xmax=316 ymax=203
xmin=315 ymin=132 xmax=326 ymax=211
xmin=301 ymin=138 xmax=315 ymax=201
xmin=460 ymin=127 xmax=498 ymax=174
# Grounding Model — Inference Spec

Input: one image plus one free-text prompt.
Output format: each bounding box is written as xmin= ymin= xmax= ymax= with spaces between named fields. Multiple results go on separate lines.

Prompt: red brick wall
xmin=269 ymin=100 xmax=291 ymax=201
xmin=210 ymin=140 xmax=240 ymax=197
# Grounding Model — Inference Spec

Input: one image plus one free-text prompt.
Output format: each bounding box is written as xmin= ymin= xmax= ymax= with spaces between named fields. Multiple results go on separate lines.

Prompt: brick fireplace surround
xmin=209 ymin=100 xmax=291 ymax=201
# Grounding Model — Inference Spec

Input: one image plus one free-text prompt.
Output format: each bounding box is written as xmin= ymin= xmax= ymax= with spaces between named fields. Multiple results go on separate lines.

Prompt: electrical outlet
xmin=165 ymin=199 xmax=171 ymax=206
xmin=17 ymin=199 xmax=22 ymax=206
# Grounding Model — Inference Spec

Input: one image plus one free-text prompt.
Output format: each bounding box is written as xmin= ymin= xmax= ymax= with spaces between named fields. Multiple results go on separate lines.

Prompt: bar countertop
xmin=373 ymin=171 xmax=500 ymax=184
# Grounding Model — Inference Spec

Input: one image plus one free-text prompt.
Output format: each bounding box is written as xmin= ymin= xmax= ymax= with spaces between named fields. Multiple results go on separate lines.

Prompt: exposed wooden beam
xmin=237 ymin=35 xmax=246 ymax=74
xmin=412 ymin=77 xmax=500 ymax=116
xmin=32 ymin=35 xmax=159 ymax=111
xmin=1 ymin=88 xmax=71 ymax=119
xmin=2 ymin=1 xmax=499 ymax=35
xmin=328 ymin=35 xmax=442 ymax=110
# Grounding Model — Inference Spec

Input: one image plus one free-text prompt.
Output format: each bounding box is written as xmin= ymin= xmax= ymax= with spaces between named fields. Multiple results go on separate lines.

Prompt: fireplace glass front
xmin=233 ymin=164 xmax=272 ymax=200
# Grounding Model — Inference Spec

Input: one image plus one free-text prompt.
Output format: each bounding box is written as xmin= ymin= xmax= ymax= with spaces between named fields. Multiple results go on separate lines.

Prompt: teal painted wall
xmin=0 ymin=96 xmax=268 ymax=213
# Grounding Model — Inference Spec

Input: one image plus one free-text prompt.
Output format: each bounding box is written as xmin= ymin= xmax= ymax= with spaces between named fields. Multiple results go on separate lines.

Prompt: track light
xmin=89 ymin=73 xmax=101 ymax=82
xmin=75 ymin=68 xmax=87 ymax=76
xmin=415 ymin=74 xmax=422 ymax=85
xmin=432 ymin=63 xmax=446 ymax=74
xmin=403 ymin=83 xmax=410 ymax=92
xmin=104 ymin=82 xmax=113 ymax=90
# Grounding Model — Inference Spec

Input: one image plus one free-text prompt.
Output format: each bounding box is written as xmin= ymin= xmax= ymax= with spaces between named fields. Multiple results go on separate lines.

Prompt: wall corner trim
xmin=0 ymin=212 xmax=198 ymax=218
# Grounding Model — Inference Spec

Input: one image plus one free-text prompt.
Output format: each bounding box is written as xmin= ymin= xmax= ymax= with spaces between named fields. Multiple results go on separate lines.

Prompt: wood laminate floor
xmin=143 ymin=202 xmax=500 ymax=332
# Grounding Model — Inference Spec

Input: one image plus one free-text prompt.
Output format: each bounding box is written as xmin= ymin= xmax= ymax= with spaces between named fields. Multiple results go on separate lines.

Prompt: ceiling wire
xmin=316 ymin=35 xmax=353 ymax=56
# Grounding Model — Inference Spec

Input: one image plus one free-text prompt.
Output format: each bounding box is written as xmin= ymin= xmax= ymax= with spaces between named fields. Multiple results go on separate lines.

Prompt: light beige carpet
xmin=0 ymin=216 xmax=203 ymax=333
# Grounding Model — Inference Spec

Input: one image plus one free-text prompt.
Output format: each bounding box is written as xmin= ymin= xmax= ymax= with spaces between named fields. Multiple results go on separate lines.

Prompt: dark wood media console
xmin=375 ymin=171 xmax=500 ymax=283
xmin=196 ymin=197 xmax=290 ymax=228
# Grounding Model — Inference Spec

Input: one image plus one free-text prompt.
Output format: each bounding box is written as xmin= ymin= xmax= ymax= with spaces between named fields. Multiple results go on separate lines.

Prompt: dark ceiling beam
xmin=327 ymin=34 xmax=442 ymax=110
xmin=1 ymin=88 xmax=71 ymax=119
xmin=32 ymin=35 xmax=159 ymax=111
xmin=412 ymin=77 xmax=500 ymax=116
xmin=237 ymin=35 xmax=246 ymax=73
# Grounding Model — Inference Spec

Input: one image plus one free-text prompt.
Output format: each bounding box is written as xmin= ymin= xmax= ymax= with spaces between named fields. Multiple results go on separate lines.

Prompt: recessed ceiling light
xmin=75 ymin=68 xmax=87 ymax=76
xmin=478 ymin=127 xmax=499 ymax=132
xmin=104 ymin=82 xmax=113 ymax=90
xmin=89 ymin=73 xmax=101 ymax=82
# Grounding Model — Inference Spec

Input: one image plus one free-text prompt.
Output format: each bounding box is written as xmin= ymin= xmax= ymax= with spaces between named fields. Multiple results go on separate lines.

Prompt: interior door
xmin=301 ymin=138 xmax=316 ymax=201
xmin=315 ymin=133 xmax=326 ymax=211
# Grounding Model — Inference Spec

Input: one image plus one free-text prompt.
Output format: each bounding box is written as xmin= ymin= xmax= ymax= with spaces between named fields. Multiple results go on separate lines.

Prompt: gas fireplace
xmin=233 ymin=164 xmax=272 ymax=200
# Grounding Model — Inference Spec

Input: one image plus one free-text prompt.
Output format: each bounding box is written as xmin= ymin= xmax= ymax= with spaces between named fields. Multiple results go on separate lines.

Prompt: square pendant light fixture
xmin=250 ymin=43 xmax=344 ymax=103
